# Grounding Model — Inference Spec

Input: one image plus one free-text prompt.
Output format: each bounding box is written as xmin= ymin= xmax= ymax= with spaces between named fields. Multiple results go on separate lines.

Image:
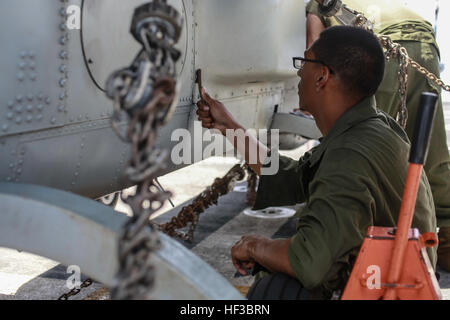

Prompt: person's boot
xmin=437 ymin=226 xmax=450 ymax=272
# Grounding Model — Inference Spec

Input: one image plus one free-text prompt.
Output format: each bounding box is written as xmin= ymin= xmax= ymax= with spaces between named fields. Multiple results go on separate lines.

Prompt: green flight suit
xmin=306 ymin=0 xmax=450 ymax=227
xmin=254 ymin=96 xmax=437 ymax=298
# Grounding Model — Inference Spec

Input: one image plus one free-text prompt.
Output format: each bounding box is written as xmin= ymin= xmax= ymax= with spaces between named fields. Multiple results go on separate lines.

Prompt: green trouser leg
xmin=375 ymin=41 xmax=450 ymax=228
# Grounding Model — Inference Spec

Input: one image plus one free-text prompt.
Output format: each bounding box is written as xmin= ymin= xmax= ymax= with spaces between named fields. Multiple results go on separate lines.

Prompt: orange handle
xmin=383 ymin=163 xmax=422 ymax=300
xmin=383 ymin=92 xmax=438 ymax=300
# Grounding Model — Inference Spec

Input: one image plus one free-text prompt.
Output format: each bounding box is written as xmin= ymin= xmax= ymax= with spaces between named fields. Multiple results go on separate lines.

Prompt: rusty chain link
xmin=246 ymin=165 xmax=258 ymax=208
xmin=105 ymin=0 xmax=183 ymax=300
xmin=155 ymin=164 xmax=246 ymax=241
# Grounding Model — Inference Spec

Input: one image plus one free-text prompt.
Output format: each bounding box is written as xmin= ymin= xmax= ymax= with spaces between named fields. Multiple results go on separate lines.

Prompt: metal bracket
xmin=243 ymin=207 xmax=296 ymax=219
xmin=0 ymin=182 xmax=243 ymax=299
xmin=270 ymin=112 xmax=322 ymax=140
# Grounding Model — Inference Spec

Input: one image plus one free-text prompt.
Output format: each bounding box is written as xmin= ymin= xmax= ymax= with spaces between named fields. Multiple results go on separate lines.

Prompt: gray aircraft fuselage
xmin=0 ymin=0 xmax=306 ymax=199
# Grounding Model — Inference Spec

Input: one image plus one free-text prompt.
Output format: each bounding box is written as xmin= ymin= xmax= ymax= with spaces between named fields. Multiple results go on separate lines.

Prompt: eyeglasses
xmin=293 ymin=57 xmax=334 ymax=74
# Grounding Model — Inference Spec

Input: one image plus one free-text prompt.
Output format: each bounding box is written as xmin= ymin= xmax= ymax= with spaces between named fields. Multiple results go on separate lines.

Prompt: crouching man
xmin=196 ymin=26 xmax=436 ymax=300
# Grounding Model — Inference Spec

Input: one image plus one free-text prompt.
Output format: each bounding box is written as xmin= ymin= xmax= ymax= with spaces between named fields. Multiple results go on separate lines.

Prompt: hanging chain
xmin=336 ymin=5 xmax=450 ymax=129
xmin=377 ymin=36 xmax=410 ymax=128
xmin=377 ymin=34 xmax=450 ymax=129
xmin=105 ymin=0 xmax=183 ymax=300
xmin=409 ymin=59 xmax=450 ymax=92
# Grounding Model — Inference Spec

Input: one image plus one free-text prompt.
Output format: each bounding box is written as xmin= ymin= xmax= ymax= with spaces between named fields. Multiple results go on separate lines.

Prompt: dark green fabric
xmin=305 ymin=0 xmax=439 ymax=52
xmin=305 ymin=0 xmax=450 ymax=227
xmin=254 ymin=96 xmax=437 ymax=297
xmin=378 ymin=21 xmax=440 ymax=57
xmin=376 ymin=41 xmax=450 ymax=227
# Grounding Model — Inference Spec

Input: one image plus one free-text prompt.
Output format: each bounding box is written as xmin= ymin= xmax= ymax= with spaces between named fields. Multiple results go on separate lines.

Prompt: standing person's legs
xmin=375 ymin=41 xmax=450 ymax=271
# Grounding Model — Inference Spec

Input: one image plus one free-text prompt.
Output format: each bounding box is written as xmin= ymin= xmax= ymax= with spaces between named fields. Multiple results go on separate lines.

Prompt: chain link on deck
xmin=57 ymin=278 xmax=93 ymax=300
xmin=246 ymin=165 xmax=258 ymax=208
xmin=155 ymin=164 xmax=246 ymax=242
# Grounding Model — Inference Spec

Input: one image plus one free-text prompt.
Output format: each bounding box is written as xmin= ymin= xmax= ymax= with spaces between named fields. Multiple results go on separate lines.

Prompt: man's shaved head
xmin=311 ymin=26 xmax=385 ymax=98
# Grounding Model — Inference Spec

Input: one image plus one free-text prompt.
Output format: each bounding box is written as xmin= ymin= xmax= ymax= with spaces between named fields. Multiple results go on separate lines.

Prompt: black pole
xmin=409 ymin=92 xmax=438 ymax=165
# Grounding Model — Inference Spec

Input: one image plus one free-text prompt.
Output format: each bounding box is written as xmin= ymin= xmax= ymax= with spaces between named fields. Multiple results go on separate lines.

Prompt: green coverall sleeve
xmin=253 ymin=151 xmax=310 ymax=210
xmin=288 ymin=148 xmax=377 ymax=289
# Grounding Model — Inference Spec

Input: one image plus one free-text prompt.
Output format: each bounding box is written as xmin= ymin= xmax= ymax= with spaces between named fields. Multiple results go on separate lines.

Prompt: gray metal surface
xmin=0 ymin=182 xmax=243 ymax=299
xmin=271 ymin=112 xmax=322 ymax=140
xmin=0 ymin=0 xmax=306 ymax=200
xmin=0 ymin=0 xmax=305 ymax=300
xmin=82 ymin=0 xmax=186 ymax=90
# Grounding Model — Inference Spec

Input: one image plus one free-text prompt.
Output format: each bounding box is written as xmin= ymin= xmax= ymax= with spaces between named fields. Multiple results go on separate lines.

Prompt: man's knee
xmin=247 ymin=272 xmax=322 ymax=300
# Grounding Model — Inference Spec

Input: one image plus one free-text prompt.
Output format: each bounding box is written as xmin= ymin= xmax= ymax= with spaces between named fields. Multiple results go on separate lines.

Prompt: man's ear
xmin=315 ymin=66 xmax=330 ymax=90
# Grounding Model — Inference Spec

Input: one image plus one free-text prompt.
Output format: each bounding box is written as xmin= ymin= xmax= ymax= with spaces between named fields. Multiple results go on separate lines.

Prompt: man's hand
xmin=196 ymin=88 xmax=240 ymax=135
xmin=231 ymin=235 xmax=296 ymax=278
xmin=231 ymin=235 xmax=266 ymax=276
xmin=196 ymin=87 xmax=269 ymax=175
